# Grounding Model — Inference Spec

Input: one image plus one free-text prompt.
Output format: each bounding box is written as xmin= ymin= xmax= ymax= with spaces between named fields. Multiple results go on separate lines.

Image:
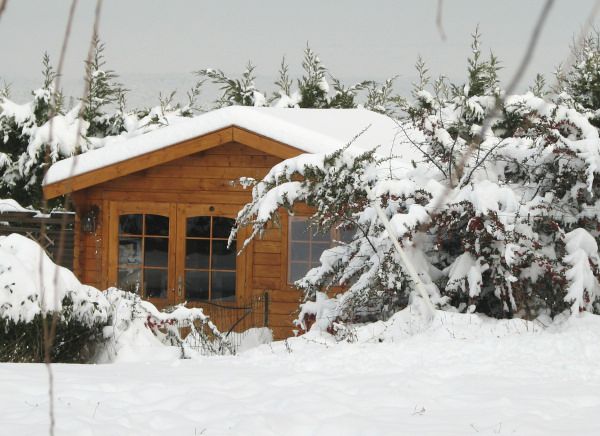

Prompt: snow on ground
xmin=2 ymin=308 xmax=600 ymax=436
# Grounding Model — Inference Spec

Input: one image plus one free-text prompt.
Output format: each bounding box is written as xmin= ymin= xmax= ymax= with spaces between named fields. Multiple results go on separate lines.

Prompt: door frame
xmin=175 ymin=203 xmax=248 ymax=306
xmin=107 ymin=201 xmax=177 ymax=307
xmin=107 ymin=201 xmax=249 ymax=308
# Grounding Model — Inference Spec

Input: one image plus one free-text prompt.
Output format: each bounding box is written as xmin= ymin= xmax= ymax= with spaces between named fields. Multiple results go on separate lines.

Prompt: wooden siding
xmin=73 ymin=140 xmax=303 ymax=339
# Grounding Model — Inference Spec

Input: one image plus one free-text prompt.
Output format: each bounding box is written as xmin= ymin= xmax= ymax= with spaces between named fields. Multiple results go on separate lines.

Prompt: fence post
xmin=263 ymin=291 xmax=269 ymax=327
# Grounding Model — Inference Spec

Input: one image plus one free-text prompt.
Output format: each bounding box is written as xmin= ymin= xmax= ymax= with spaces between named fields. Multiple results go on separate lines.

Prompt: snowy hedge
xmin=0 ymin=234 xmax=109 ymax=362
xmin=0 ymin=234 xmax=231 ymax=363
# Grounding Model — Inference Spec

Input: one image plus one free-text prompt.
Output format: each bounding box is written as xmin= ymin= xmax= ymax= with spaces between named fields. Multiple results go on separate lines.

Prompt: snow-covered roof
xmin=44 ymin=106 xmax=414 ymax=186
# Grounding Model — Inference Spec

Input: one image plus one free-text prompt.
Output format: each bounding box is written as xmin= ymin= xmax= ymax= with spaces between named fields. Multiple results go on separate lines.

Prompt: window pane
xmin=145 ymin=214 xmax=169 ymax=236
xmin=311 ymin=242 xmax=330 ymax=264
xmin=185 ymin=239 xmax=210 ymax=269
xmin=290 ymin=218 xmax=309 ymax=241
xmin=213 ymin=217 xmax=235 ymax=239
xmin=187 ymin=216 xmax=211 ymax=238
xmin=185 ymin=270 xmax=209 ymax=300
xmin=312 ymin=230 xmax=331 ymax=242
xmin=338 ymin=227 xmax=355 ymax=244
xmin=119 ymin=214 xmax=142 ymax=235
xmin=212 ymin=240 xmax=236 ymax=270
xmin=145 ymin=237 xmax=168 ymax=267
xmin=211 ymin=272 xmax=236 ymax=301
xmin=119 ymin=237 xmax=142 ymax=266
xmin=144 ymin=269 xmax=167 ymax=299
xmin=118 ymin=268 xmax=141 ymax=293
xmin=290 ymin=262 xmax=309 ymax=283
xmin=291 ymin=242 xmax=309 ymax=261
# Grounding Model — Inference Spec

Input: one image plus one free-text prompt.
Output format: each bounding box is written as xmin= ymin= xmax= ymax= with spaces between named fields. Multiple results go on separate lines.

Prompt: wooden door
xmin=175 ymin=204 xmax=246 ymax=306
xmin=108 ymin=201 xmax=177 ymax=308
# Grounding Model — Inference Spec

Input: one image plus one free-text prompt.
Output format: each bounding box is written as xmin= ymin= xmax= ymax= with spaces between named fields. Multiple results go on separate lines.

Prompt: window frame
xmin=182 ymin=215 xmax=237 ymax=302
xmin=285 ymin=215 xmax=352 ymax=286
xmin=108 ymin=201 xmax=177 ymax=307
xmin=117 ymin=213 xmax=170 ymax=299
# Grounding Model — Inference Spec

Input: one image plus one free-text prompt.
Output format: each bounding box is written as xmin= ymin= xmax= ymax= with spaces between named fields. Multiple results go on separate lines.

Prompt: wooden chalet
xmin=42 ymin=107 xmax=403 ymax=339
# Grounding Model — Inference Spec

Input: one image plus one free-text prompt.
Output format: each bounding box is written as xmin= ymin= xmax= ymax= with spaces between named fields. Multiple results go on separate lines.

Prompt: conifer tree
xmin=553 ymin=30 xmax=600 ymax=127
xmin=298 ymin=44 xmax=330 ymax=108
xmin=0 ymin=53 xmax=64 ymax=207
xmin=81 ymin=36 xmax=126 ymax=138
xmin=196 ymin=62 xmax=266 ymax=107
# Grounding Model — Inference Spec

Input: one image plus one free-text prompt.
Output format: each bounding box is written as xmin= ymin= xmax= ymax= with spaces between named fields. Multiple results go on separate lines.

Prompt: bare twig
xmin=39 ymin=2 xmax=104 ymax=436
xmin=40 ymin=2 xmax=79 ymax=435
xmin=394 ymin=120 xmax=448 ymax=177
xmin=436 ymin=0 xmax=447 ymax=41
xmin=0 ymin=0 xmax=7 ymax=23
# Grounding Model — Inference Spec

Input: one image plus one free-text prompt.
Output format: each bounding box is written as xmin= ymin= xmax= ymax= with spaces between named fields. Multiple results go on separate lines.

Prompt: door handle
xmin=177 ymin=275 xmax=183 ymax=298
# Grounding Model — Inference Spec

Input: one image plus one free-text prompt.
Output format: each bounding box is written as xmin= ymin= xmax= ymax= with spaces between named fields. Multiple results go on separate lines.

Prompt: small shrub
xmin=0 ymin=294 xmax=107 ymax=363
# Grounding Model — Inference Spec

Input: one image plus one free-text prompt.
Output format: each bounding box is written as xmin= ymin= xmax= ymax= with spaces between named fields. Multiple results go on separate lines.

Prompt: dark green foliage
xmin=81 ymin=37 xmax=126 ymax=138
xmin=298 ymin=45 xmax=329 ymax=108
xmin=464 ymin=27 xmax=500 ymax=99
xmin=0 ymin=53 xmax=64 ymax=209
xmin=0 ymin=295 xmax=106 ymax=363
xmin=196 ymin=62 xmax=263 ymax=107
xmin=554 ymin=30 xmax=600 ymax=127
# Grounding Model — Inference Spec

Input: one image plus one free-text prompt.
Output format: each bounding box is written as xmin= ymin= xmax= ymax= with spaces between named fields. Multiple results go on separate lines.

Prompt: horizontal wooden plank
xmin=269 ymin=313 xmax=297 ymax=327
xmin=258 ymin=227 xmax=283 ymax=241
xmin=143 ymin=165 xmax=268 ymax=180
xmin=102 ymin=177 xmax=249 ymax=193
xmin=99 ymin=190 xmax=252 ymax=205
xmin=253 ymin=241 xmax=281 ymax=254
xmin=203 ymin=141 xmax=269 ymax=156
xmin=252 ymin=276 xmax=280 ymax=289
xmin=166 ymin=153 xmax=281 ymax=169
xmin=253 ymin=265 xmax=280 ymax=279
xmin=268 ymin=289 xmax=303 ymax=303
xmin=270 ymin=301 xmax=300 ymax=315
xmin=253 ymin=253 xmax=281 ymax=266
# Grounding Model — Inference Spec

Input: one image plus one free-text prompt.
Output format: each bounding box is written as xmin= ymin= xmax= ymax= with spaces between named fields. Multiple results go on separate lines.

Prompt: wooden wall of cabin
xmin=72 ymin=141 xmax=303 ymax=339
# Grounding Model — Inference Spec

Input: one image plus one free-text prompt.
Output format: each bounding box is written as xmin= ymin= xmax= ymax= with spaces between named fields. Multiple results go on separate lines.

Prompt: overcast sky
xmin=1 ymin=0 xmax=599 ymax=106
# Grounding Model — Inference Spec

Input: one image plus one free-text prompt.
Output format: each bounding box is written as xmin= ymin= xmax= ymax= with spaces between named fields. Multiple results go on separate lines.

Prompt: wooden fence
xmin=0 ymin=211 xmax=75 ymax=269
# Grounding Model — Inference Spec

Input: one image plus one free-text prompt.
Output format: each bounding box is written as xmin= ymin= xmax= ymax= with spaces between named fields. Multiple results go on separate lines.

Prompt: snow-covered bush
xmin=99 ymin=288 xmax=233 ymax=361
xmin=233 ymin=32 xmax=600 ymax=329
xmin=0 ymin=233 xmax=232 ymax=362
xmin=0 ymin=234 xmax=109 ymax=362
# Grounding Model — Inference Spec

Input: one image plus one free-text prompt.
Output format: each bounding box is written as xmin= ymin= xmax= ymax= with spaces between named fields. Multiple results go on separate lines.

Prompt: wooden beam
xmin=231 ymin=126 xmax=304 ymax=160
xmin=43 ymin=127 xmax=234 ymax=199
xmin=43 ymin=125 xmax=307 ymax=200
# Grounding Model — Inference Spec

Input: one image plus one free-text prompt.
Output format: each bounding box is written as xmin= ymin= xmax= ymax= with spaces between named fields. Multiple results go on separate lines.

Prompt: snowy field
xmin=2 ymin=310 xmax=600 ymax=436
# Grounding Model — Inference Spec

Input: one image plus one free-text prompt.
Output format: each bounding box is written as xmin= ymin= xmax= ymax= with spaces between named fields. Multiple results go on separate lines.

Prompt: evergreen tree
xmin=364 ymin=77 xmax=402 ymax=115
xmin=328 ymin=78 xmax=370 ymax=109
xmin=529 ymin=73 xmax=547 ymax=97
xmin=298 ymin=44 xmax=330 ymax=108
xmin=81 ymin=36 xmax=126 ymax=138
xmin=196 ymin=62 xmax=266 ymax=107
xmin=0 ymin=53 xmax=64 ymax=207
xmin=553 ymin=30 xmax=600 ymax=127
